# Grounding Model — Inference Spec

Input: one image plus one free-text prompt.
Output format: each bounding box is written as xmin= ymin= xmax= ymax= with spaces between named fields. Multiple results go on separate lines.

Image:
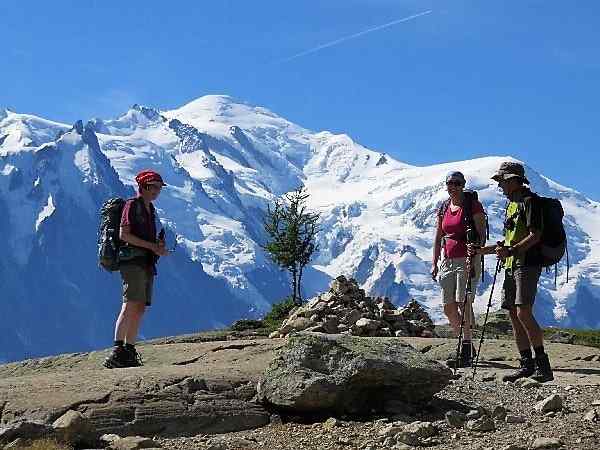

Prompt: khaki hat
xmin=491 ymin=162 xmax=530 ymax=185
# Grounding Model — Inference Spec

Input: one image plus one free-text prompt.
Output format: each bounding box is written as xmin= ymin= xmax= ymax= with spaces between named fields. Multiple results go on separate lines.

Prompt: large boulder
xmin=52 ymin=409 xmax=95 ymax=445
xmin=257 ymin=332 xmax=452 ymax=415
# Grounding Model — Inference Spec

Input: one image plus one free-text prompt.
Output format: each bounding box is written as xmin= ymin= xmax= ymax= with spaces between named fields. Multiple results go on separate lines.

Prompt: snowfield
xmin=0 ymin=96 xmax=598 ymax=361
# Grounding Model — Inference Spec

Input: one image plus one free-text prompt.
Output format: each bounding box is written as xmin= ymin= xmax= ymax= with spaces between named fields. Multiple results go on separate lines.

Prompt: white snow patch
xmin=36 ymin=194 xmax=55 ymax=231
xmin=1 ymin=164 xmax=16 ymax=176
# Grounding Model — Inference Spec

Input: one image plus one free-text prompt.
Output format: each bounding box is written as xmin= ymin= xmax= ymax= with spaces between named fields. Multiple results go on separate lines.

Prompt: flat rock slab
xmin=257 ymin=332 xmax=452 ymax=414
xmin=0 ymin=338 xmax=282 ymax=438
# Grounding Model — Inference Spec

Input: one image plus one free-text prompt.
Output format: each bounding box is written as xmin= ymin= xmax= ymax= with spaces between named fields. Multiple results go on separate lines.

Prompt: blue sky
xmin=2 ymin=1 xmax=599 ymax=199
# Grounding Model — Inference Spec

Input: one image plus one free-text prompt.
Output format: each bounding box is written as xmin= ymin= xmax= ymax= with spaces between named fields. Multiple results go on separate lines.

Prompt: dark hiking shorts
xmin=501 ymin=265 xmax=542 ymax=310
xmin=120 ymin=263 xmax=154 ymax=306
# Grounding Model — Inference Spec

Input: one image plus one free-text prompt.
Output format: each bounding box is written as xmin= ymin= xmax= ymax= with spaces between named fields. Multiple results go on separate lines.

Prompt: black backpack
xmin=510 ymin=193 xmax=569 ymax=286
xmin=97 ymin=197 xmax=126 ymax=272
xmin=525 ymin=193 xmax=569 ymax=275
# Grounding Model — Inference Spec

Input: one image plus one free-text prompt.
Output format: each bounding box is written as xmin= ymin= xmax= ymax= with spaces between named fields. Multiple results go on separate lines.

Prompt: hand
xmin=153 ymin=242 xmax=169 ymax=257
xmin=431 ymin=264 xmax=439 ymax=281
xmin=495 ymin=245 xmax=510 ymax=260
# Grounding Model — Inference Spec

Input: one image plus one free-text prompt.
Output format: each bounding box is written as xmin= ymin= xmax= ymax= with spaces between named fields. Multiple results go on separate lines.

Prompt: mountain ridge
xmin=0 ymin=95 xmax=598 ymax=362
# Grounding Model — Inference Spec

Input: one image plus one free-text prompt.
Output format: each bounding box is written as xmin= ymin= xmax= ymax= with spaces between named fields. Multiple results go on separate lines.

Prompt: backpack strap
xmin=437 ymin=199 xmax=451 ymax=221
xmin=518 ymin=191 xmax=541 ymax=225
xmin=130 ymin=196 xmax=156 ymax=225
xmin=462 ymin=191 xmax=476 ymax=229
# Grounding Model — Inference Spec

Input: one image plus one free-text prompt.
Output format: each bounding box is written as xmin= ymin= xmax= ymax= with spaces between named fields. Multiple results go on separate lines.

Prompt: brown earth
xmin=1 ymin=332 xmax=599 ymax=449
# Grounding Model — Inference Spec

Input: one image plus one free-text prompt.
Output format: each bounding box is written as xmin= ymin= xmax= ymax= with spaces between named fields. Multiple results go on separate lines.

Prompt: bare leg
xmin=508 ymin=307 xmax=532 ymax=351
xmin=457 ymin=299 xmax=473 ymax=341
xmin=444 ymin=302 xmax=461 ymax=335
xmin=516 ymin=305 xmax=544 ymax=348
xmin=124 ymin=302 xmax=146 ymax=344
xmin=114 ymin=303 xmax=129 ymax=342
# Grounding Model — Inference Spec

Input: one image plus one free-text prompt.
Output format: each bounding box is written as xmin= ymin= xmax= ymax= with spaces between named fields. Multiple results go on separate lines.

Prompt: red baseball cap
xmin=135 ymin=170 xmax=166 ymax=186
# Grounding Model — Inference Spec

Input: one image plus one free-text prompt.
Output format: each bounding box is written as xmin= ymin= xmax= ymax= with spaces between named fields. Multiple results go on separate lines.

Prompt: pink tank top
xmin=441 ymin=200 xmax=483 ymax=258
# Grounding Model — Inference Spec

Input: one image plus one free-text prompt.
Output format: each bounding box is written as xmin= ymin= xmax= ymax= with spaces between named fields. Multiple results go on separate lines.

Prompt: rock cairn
xmin=271 ymin=275 xmax=435 ymax=338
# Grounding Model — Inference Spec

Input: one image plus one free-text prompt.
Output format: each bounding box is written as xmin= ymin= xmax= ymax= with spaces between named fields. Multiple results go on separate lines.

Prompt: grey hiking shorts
xmin=438 ymin=256 xmax=481 ymax=305
xmin=120 ymin=263 xmax=154 ymax=306
xmin=501 ymin=265 xmax=542 ymax=310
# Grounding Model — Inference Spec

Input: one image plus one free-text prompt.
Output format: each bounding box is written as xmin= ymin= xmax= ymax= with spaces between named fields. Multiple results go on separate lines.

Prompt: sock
xmin=461 ymin=340 xmax=472 ymax=357
xmin=519 ymin=348 xmax=533 ymax=360
xmin=114 ymin=340 xmax=124 ymax=348
xmin=533 ymin=346 xmax=545 ymax=358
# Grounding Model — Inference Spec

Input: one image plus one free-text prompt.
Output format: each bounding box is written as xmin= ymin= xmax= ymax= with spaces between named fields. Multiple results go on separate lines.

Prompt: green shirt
xmin=503 ymin=188 xmax=543 ymax=269
xmin=504 ymin=202 xmax=527 ymax=269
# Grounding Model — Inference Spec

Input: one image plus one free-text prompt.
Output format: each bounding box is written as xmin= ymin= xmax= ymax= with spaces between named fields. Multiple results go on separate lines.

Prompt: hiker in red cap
xmin=104 ymin=170 xmax=169 ymax=368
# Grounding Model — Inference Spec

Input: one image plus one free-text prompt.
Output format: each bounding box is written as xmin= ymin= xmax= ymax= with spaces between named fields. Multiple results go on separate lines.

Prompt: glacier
xmin=1 ymin=96 xmax=599 ymax=362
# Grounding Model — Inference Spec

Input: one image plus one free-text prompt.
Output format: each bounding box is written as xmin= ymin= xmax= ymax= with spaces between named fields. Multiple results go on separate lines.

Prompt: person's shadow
xmin=552 ymin=367 xmax=600 ymax=376
xmin=476 ymin=360 xmax=600 ymax=376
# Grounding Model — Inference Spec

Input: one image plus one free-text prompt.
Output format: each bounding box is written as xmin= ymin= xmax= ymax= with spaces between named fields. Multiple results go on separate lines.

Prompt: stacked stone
xmin=271 ymin=275 xmax=435 ymax=338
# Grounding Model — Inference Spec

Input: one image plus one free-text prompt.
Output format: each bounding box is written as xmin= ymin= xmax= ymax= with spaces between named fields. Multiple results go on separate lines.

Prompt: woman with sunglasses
xmin=431 ymin=171 xmax=487 ymax=368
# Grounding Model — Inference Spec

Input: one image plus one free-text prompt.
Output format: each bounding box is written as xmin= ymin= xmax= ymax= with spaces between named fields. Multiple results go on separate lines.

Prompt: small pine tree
xmin=263 ymin=186 xmax=320 ymax=305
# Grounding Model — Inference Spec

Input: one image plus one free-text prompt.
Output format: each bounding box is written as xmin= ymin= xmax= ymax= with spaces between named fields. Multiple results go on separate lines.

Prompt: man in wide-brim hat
xmin=472 ymin=161 xmax=553 ymax=382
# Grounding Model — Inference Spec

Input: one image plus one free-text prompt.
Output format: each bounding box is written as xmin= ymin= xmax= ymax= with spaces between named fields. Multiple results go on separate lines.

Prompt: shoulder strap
xmin=462 ymin=191 xmax=475 ymax=226
xmin=438 ymin=199 xmax=451 ymax=220
xmin=517 ymin=191 xmax=540 ymax=224
xmin=128 ymin=197 xmax=151 ymax=226
xmin=133 ymin=196 xmax=144 ymax=218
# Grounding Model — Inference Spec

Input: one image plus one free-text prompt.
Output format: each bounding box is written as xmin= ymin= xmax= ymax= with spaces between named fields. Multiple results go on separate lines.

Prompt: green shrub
xmin=230 ymin=319 xmax=265 ymax=331
xmin=263 ymin=297 xmax=297 ymax=330
xmin=544 ymin=328 xmax=600 ymax=349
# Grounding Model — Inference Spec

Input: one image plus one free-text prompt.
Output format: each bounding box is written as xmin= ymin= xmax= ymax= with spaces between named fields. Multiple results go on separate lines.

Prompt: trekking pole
xmin=453 ymin=255 xmax=473 ymax=376
xmin=472 ymin=257 xmax=502 ymax=380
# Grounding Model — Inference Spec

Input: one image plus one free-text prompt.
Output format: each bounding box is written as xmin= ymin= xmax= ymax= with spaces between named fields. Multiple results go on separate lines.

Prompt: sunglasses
xmin=446 ymin=180 xmax=464 ymax=187
xmin=145 ymin=184 xmax=163 ymax=191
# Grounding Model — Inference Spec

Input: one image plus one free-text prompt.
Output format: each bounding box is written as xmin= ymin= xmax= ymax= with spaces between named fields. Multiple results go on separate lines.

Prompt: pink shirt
xmin=441 ymin=200 xmax=484 ymax=258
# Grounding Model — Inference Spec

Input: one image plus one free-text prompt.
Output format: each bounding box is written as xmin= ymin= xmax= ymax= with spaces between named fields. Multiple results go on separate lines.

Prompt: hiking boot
xmin=103 ymin=346 xmax=129 ymax=369
xmin=446 ymin=343 xmax=475 ymax=369
xmin=530 ymin=353 xmax=554 ymax=383
xmin=125 ymin=345 xmax=144 ymax=367
xmin=502 ymin=357 xmax=535 ymax=382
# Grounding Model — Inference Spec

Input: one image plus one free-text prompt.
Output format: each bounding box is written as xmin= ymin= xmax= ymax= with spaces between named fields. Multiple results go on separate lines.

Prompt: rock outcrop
xmin=0 ymin=337 xmax=278 ymax=445
xmin=257 ymin=332 xmax=452 ymax=415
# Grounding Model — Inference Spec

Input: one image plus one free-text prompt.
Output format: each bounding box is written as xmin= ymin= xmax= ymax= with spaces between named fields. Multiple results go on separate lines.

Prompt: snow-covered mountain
xmin=1 ymin=96 xmax=599 ymax=362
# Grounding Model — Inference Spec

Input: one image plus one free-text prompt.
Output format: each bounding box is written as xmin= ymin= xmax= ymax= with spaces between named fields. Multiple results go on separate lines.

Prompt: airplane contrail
xmin=274 ymin=10 xmax=433 ymax=64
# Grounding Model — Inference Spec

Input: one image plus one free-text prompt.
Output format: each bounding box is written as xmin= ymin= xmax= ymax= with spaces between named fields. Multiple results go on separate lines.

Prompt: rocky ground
xmin=155 ymin=337 xmax=600 ymax=450
xmin=159 ymin=375 xmax=599 ymax=450
xmin=1 ymin=332 xmax=598 ymax=450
